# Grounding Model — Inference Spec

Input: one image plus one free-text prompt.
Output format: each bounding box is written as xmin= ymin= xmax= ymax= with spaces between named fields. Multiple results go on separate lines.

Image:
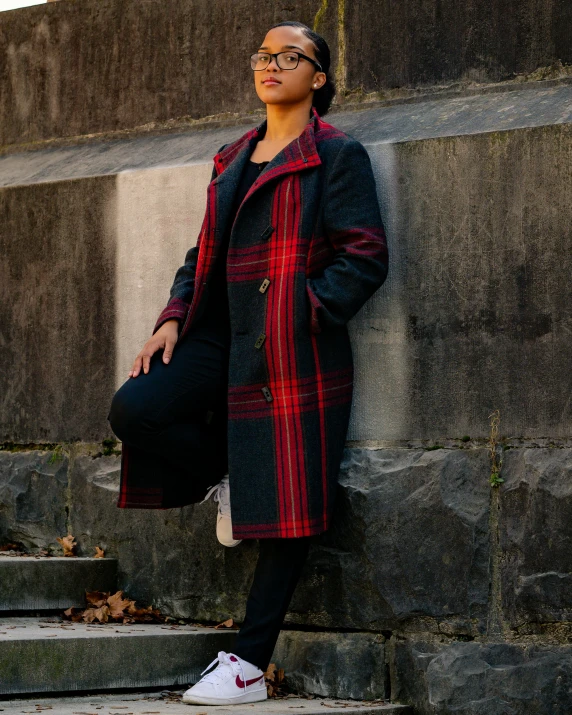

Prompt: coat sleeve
xmin=152 ymin=144 xmax=227 ymax=335
xmin=306 ymin=138 xmax=389 ymax=334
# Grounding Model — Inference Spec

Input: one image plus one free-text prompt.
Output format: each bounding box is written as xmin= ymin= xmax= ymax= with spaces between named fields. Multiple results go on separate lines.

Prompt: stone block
xmin=500 ymin=448 xmax=572 ymax=627
xmin=272 ymin=630 xmax=388 ymax=701
xmin=393 ymin=638 xmax=572 ymax=714
xmin=0 ymin=556 xmax=118 ymax=610
xmin=0 ymin=616 xmax=237 ymax=695
xmin=289 ymin=447 xmax=491 ymax=634
xmin=0 ymin=451 xmax=69 ymax=551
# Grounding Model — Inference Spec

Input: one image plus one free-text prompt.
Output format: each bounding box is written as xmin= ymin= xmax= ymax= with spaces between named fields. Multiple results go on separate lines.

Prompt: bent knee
xmin=107 ymin=387 xmax=149 ymax=441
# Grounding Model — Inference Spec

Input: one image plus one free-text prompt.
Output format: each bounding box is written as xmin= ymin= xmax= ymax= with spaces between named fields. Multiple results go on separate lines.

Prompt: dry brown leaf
xmin=86 ymin=589 xmax=109 ymax=608
xmin=108 ymin=590 xmax=136 ymax=619
xmin=90 ymin=604 xmax=110 ymax=623
xmin=82 ymin=608 xmax=97 ymax=623
xmin=63 ymin=606 xmax=83 ymax=622
xmin=62 ymin=588 xmax=166 ymax=624
xmin=56 ymin=534 xmax=77 ymax=556
xmin=94 ymin=546 xmax=105 ymax=558
xmin=214 ymin=618 xmax=235 ymax=629
xmin=264 ymin=662 xmax=288 ymax=698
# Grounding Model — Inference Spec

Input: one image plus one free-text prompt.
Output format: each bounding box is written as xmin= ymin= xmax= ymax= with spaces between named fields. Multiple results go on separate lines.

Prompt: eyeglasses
xmin=250 ymin=51 xmax=323 ymax=73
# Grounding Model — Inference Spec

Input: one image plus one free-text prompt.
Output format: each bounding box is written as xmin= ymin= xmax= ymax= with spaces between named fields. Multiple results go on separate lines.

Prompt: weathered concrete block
xmin=0 ymin=0 xmax=337 ymax=147
xmin=272 ymin=630 xmax=388 ymax=701
xmin=0 ymin=556 xmax=118 ymax=610
xmin=0 ymin=690 xmax=413 ymax=714
xmin=0 ymin=176 xmax=117 ymax=443
xmin=500 ymin=448 xmax=572 ymax=628
xmin=4 ymin=99 xmax=572 ymax=443
xmin=347 ymin=0 xmax=572 ymax=93
xmin=0 ymin=451 xmax=69 ymax=550
xmin=349 ymin=121 xmax=572 ymax=442
xmin=392 ymin=638 xmax=572 ymax=715
xmin=1 ymin=0 xmax=570 ymax=146
xmin=0 ymin=616 xmax=237 ymax=695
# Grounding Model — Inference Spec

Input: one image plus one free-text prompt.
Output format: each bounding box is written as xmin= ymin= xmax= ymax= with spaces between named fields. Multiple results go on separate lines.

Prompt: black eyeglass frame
xmin=251 ymin=51 xmax=323 ymax=73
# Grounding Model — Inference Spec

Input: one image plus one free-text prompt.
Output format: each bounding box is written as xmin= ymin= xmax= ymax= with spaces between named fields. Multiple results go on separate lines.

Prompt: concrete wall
xmin=1 ymin=0 xmax=571 ymax=148
xmin=2 ymin=1 xmax=572 ymax=712
xmin=2 ymin=86 xmax=572 ymax=443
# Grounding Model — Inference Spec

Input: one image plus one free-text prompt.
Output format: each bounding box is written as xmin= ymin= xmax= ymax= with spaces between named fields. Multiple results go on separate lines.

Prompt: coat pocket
xmin=305 ymin=278 xmax=322 ymax=335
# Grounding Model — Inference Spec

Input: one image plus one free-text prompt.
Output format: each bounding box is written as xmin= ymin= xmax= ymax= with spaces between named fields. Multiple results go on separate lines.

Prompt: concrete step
xmin=0 ymin=616 xmax=237 ymax=696
xmin=0 ymin=687 xmax=414 ymax=714
xmin=0 ymin=556 xmax=118 ymax=610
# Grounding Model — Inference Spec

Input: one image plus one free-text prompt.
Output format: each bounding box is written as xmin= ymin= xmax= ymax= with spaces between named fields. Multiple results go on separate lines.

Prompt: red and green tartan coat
xmin=116 ymin=106 xmax=388 ymax=539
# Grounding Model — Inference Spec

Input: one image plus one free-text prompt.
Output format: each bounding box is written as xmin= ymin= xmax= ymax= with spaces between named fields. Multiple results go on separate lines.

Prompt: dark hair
xmin=267 ymin=21 xmax=336 ymax=117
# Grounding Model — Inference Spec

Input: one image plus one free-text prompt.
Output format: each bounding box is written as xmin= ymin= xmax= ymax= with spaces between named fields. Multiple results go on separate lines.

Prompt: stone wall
xmin=1 ymin=1 xmax=572 ymax=712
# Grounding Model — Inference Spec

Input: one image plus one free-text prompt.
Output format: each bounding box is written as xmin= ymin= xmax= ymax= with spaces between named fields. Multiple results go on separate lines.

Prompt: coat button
xmin=259 ymin=278 xmax=271 ymax=293
xmin=261 ymin=386 xmax=273 ymax=402
xmin=260 ymin=225 xmax=274 ymax=241
xmin=254 ymin=332 xmax=266 ymax=349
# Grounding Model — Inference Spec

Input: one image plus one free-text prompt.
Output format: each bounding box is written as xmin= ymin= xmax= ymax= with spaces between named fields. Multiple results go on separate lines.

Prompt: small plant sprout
xmin=488 ymin=409 xmax=504 ymax=487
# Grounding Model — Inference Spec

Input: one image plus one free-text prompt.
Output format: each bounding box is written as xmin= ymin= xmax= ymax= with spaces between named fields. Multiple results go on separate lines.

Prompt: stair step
xmin=0 ymin=616 xmax=237 ymax=695
xmin=0 ymin=688 xmax=414 ymax=713
xmin=0 ymin=556 xmax=118 ymax=610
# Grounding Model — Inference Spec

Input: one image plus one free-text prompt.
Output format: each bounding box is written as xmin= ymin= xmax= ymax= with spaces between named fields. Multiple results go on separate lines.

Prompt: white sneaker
xmin=200 ymin=475 xmax=242 ymax=547
xmin=182 ymin=650 xmax=267 ymax=705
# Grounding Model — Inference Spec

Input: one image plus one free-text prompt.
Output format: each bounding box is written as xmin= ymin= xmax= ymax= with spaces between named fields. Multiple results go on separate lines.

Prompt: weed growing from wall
xmin=488 ymin=409 xmax=504 ymax=487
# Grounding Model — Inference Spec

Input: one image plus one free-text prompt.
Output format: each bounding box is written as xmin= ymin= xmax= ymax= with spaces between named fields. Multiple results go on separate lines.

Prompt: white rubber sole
xmin=182 ymin=686 xmax=267 ymax=705
xmin=216 ymin=514 xmax=242 ymax=547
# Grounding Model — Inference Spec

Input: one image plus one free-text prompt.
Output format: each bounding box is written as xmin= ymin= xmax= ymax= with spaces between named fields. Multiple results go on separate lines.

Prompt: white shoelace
xmin=201 ymin=475 xmax=231 ymax=517
xmin=198 ymin=650 xmax=248 ymax=691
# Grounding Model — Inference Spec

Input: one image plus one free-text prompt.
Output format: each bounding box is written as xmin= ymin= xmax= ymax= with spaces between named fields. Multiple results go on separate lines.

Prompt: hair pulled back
xmin=268 ymin=21 xmax=336 ymax=117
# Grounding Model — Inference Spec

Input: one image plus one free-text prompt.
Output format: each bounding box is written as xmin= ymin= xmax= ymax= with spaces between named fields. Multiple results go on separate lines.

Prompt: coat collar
xmin=207 ymin=107 xmax=324 ymax=241
xmin=211 ymin=105 xmax=323 ymax=189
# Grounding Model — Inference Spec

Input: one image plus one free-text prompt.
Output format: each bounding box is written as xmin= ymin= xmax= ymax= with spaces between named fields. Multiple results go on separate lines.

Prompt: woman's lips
xmin=263 ymin=79 xmax=281 ymax=85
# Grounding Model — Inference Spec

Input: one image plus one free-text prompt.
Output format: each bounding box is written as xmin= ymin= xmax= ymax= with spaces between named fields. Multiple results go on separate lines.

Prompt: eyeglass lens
xmin=250 ymin=52 xmax=300 ymax=70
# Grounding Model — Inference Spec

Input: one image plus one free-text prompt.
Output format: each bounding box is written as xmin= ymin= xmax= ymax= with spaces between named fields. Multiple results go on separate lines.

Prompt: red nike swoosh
xmin=236 ymin=674 xmax=264 ymax=688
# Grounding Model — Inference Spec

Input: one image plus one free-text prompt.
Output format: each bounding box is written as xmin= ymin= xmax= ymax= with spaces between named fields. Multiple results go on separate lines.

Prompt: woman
xmin=107 ymin=20 xmax=388 ymax=707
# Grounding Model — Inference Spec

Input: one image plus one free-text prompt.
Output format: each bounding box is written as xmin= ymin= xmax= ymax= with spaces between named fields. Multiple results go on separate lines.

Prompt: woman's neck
xmin=249 ymin=103 xmax=312 ymax=163
xmin=263 ymin=103 xmax=312 ymax=141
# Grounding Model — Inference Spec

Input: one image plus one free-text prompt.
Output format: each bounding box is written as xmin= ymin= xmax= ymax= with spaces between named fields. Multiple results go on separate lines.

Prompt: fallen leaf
xmin=94 ymin=546 xmax=105 ymax=558
xmin=264 ymin=662 xmax=289 ymax=698
xmin=56 ymin=534 xmax=77 ymax=556
xmin=62 ymin=589 xmax=166 ymax=624
xmin=86 ymin=589 xmax=110 ymax=607
xmin=91 ymin=604 xmax=111 ymax=623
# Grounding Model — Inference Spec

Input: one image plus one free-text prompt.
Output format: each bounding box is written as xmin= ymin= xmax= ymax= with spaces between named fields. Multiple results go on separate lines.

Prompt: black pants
xmin=107 ymin=326 xmax=314 ymax=672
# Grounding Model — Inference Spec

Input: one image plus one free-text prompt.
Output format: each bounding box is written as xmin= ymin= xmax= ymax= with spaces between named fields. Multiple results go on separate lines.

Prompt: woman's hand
xmin=128 ymin=319 xmax=180 ymax=377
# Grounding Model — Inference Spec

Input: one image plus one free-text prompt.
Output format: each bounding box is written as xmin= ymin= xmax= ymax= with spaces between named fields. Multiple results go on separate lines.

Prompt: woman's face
xmin=253 ymin=26 xmax=326 ymax=110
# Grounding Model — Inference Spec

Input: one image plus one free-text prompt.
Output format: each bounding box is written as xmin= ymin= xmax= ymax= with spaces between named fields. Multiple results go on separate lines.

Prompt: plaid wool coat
xmin=116 ymin=106 xmax=388 ymax=539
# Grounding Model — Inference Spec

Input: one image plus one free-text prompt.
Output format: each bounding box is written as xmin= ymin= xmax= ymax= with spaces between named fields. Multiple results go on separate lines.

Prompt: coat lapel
xmin=211 ymin=106 xmax=323 ymax=240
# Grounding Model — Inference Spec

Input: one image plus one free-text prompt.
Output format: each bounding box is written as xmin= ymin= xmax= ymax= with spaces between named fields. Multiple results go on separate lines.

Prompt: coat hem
xmin=231 ymin=523 xmax=330 ymax=539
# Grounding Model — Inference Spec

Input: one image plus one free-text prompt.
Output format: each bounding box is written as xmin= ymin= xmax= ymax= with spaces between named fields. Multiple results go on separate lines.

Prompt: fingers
xmin=142 ymin=351 xmax=152 ymax=374
xmin=128 ymin=355 xmax=142 ymax=379
xmin=163 ymin=338 xmax=176 ymax=364
xmin=127 ymin=326 xmax=177 ymax=378
xmin=128 ymin=344 xmax=156 ymax=378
